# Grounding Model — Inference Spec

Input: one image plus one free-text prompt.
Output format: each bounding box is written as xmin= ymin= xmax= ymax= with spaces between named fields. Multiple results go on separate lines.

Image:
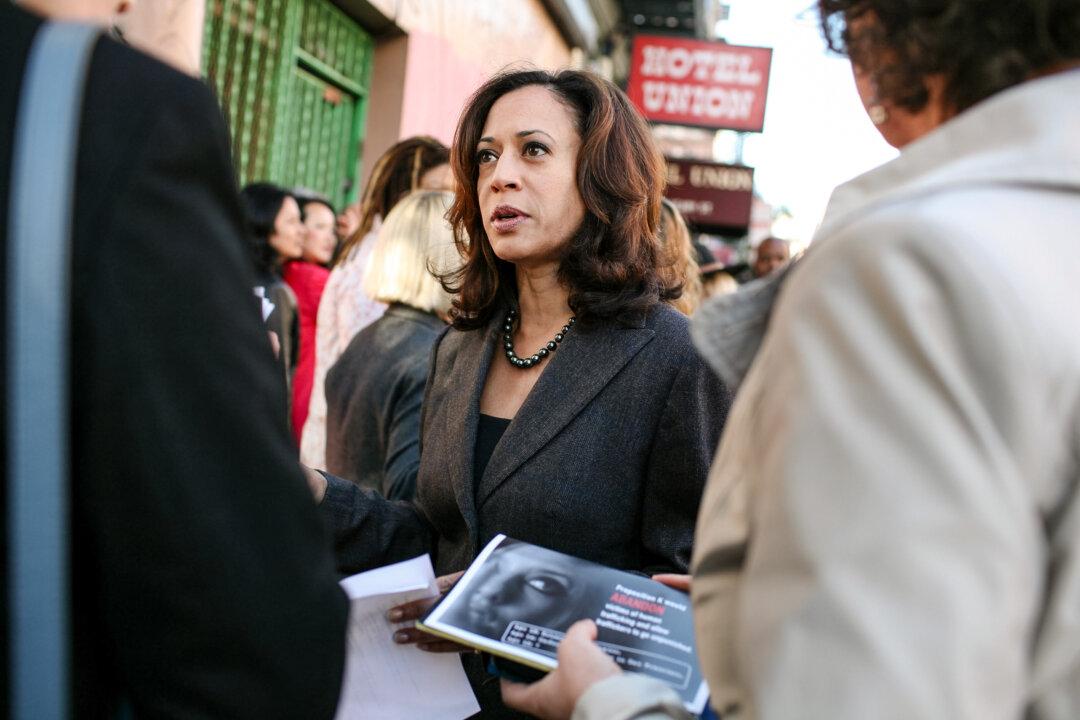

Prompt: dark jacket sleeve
xmin=72 ymin=65 xmax=348 ymax=719
xmin=640 ymin=349 xmax=731 ymax=574
xmin=381 ymin=355 xmax=429 ymax=500
xmin=318 ymin=328 xmax=444 ymax=572
xmin=320 ymin=473 xmax=438 ymax=573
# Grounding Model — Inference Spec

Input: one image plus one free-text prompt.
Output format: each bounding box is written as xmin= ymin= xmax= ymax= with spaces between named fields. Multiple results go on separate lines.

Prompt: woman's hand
xmin=301 ymin=464 xmax=327 ymax=504
xmin=501 ymin=620 xmax=621 ymax=720
xmin=651 ymin=573 xmax=691 ymax=592
xmin=387 ymin=571 xmax=472 ymax=652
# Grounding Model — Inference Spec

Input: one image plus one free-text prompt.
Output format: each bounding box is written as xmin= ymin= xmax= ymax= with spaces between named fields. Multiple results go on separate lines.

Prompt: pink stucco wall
xmin=369 ymin=0 xmax=574 ymax=145
xmin=397 ymin=30 xmax=486 ymax=144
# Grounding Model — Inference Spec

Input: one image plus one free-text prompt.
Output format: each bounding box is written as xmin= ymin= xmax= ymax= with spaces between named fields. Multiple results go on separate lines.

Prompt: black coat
xmin=0 ymin=7 xmax=347 ymax=717
xmin=325 ymin=303 xmax=445 ymax=499
xmin=320 ymin=302 xmax=730 ymax=718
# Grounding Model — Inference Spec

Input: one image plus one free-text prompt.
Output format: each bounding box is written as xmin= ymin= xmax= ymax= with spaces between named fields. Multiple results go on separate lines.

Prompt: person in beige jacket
xmin=501 ymin=2 xmax=1080 ymax=719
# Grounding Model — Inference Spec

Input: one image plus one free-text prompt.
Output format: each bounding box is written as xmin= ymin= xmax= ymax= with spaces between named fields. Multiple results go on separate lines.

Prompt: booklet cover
xmin=418 ymin=534 xmax=708 ymax=714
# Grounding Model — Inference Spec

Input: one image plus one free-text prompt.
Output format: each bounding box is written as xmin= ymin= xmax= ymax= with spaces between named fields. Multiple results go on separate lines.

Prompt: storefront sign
xmin=665 ymin=158 xmax=754 ymax=230
xmin=628 ymin=35 xmax=773 ymax=132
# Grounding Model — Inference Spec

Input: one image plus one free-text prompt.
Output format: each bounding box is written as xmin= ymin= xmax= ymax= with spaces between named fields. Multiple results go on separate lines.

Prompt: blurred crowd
xmin=2 ymin=1 xmax=1079 ymax=719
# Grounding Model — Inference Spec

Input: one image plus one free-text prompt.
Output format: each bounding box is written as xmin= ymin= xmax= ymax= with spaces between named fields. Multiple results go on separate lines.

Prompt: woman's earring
xmin=866 ymin=81 xmax=889 ymax=125
xmin=868 ymin=103 xmax=889 ymax=126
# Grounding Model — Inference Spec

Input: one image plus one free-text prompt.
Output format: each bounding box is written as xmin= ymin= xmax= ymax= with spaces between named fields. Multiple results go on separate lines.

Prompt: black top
xmin=1 ymin=6 xmax=347 ymax=717
xmin=473 ymin=413 xmax=512 ymax=490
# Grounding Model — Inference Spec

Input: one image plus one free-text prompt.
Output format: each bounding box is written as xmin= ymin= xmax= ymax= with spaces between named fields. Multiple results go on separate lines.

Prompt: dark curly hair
xmin=442 ymin=68 xmax=673 ymax=330
xmin=818 ymin=0 xmax=1080 ymax=114
xmin=239 ymin=182 xmax=293 ymax=278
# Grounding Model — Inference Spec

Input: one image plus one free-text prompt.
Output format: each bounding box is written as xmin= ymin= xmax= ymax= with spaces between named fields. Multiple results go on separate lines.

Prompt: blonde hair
xmin=363 ymin=191 xmax=459 ymax=314
xmin=659 ymin=199 xmax=704 ymax=316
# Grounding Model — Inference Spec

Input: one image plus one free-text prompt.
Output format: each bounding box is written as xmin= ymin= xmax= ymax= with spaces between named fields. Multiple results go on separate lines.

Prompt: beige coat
xmin=575 ymin=68 xmax=1080 ymax=720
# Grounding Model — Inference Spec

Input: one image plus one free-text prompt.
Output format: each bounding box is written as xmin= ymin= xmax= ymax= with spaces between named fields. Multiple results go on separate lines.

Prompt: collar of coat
xmin=692 ymin=67 xmax=1080 ymax=392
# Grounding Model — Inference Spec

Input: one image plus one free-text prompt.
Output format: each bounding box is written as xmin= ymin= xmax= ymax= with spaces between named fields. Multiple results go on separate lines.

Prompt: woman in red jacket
xmin=284 ymin=192 xmax=336 ymax=445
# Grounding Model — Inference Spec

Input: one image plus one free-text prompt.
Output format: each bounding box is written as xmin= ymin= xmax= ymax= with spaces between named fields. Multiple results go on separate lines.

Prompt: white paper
xmin=333 ymin=555 xmax=480 ymax=720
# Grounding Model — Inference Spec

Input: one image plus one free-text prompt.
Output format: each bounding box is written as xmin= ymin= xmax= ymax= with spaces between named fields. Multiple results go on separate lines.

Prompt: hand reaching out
xmin=500 ymin=620 xmax=622 ymax=720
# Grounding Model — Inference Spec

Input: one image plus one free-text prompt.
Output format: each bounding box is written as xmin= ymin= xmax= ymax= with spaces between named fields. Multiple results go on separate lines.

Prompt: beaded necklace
xmin=502 ymin=308 xmax=575 ymax=369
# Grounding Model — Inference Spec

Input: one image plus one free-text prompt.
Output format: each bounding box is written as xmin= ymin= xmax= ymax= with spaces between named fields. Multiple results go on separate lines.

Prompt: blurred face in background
xmin=335 ymin=202 xmax=360 ymax=242
xmin=302 ymin=202 xmax=336 ymax=265
xmin=753 ymin=238 xmax=790 ymax=278
xmin=269 ymin=196 xmax=305 ymax=262
xmin=476 ymin=85 xmax=586 ymax=271
xmin=420 ymin=162 xmax=455 ymax=192
xmin=332 ymin=160 xmax=453 ymax=245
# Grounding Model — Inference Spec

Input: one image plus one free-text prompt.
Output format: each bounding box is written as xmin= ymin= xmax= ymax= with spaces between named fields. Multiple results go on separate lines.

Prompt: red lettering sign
xmin=664 ymin=158 xmax=754 ymax=230
xmin=628 ymin=35 xmax=773 ymax=132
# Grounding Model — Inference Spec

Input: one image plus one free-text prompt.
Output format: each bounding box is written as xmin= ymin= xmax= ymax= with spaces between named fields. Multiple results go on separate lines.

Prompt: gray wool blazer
xmin=321 ymin=300 xmax=729 ymax=576
xmin=319 ymin=301 xmax=730 ymax=718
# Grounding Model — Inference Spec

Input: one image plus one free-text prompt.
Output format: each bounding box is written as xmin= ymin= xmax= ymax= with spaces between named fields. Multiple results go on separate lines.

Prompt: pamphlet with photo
xmin=418 ymin=534 xmax=708 ymax=713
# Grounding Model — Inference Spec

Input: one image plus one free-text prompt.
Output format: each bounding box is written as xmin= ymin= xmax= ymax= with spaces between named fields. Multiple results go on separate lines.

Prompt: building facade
xmin=121 ymin=0 xmax=616 ymax=208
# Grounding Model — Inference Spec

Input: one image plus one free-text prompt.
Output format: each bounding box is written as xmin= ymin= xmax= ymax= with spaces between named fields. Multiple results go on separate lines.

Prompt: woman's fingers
xmin=386 ymin=596 xmax=435 ymax=622
xmin=436 ymin=570 xmax=465 ymax=593
xmin=389 ymin=570 xmax=471 ymax=651
xmin=387 ymin=570 xmax=466 ymax=622
xmin=651 ymin=573 xmax=691 ymax=592
xmin=392 ymin=626 xmax=473 ymax=652
xmin=391 ymin=627 xmax=428 ymax=644
xmin=417 ymin=640 xmax=473 ymax=653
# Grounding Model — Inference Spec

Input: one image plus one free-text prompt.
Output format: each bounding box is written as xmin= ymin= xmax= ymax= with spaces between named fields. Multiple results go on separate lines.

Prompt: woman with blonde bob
xmin=301 ymin=136 xmax=451 ymax=469
xmin=322 ymin=190 xmax=459 ymax=501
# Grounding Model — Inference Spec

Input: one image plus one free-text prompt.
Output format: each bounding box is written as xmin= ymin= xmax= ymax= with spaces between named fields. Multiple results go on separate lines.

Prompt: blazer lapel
xmin=477 ymin=316 xmax=656 ymax=505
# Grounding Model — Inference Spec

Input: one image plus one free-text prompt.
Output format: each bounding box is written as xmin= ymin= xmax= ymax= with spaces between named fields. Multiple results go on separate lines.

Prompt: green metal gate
xmin=201 ymin=0 xmax=373 ymax=209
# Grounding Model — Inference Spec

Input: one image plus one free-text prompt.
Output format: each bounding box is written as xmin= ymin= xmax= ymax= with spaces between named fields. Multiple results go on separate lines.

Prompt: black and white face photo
xmin=442 ymin=540 xmax=602 ymax=640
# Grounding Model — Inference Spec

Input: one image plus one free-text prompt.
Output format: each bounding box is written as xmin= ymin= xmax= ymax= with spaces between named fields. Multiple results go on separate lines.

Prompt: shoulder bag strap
xmin=8 ymin=21 xmax=101 ymax=720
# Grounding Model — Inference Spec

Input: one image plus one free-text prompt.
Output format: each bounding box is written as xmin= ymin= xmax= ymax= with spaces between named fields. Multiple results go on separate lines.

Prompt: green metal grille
xmin=202 ymin=0 xmax=291 ymax=184
xmin=202 ymin=0 xmax=372 ymax=208
xmin=297 ymin=0 xmax=372 ymax=87
xmin=275 ymin=66 xmax=362 ymax=206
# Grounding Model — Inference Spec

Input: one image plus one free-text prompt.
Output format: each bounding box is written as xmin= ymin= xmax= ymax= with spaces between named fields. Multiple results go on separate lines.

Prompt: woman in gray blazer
xmin=311 ymin=68 xmax=730 ymax=718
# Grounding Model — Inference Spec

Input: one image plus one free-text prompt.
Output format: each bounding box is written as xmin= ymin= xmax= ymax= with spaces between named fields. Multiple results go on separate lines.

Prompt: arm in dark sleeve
xmin=73 ymin=73 xmax=347 ymax=719
xmin=319 ymin=334 xmax=443 ymax=572
xmin=322 ymin=324 xmax=455 ymax=572
xmin=640 ymin=350 xmax=731 ymax=574
xmin=320 ymin=473 xmax=437 ymax=573
xmin=381 ymin=358 xmax=428 ymax=501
